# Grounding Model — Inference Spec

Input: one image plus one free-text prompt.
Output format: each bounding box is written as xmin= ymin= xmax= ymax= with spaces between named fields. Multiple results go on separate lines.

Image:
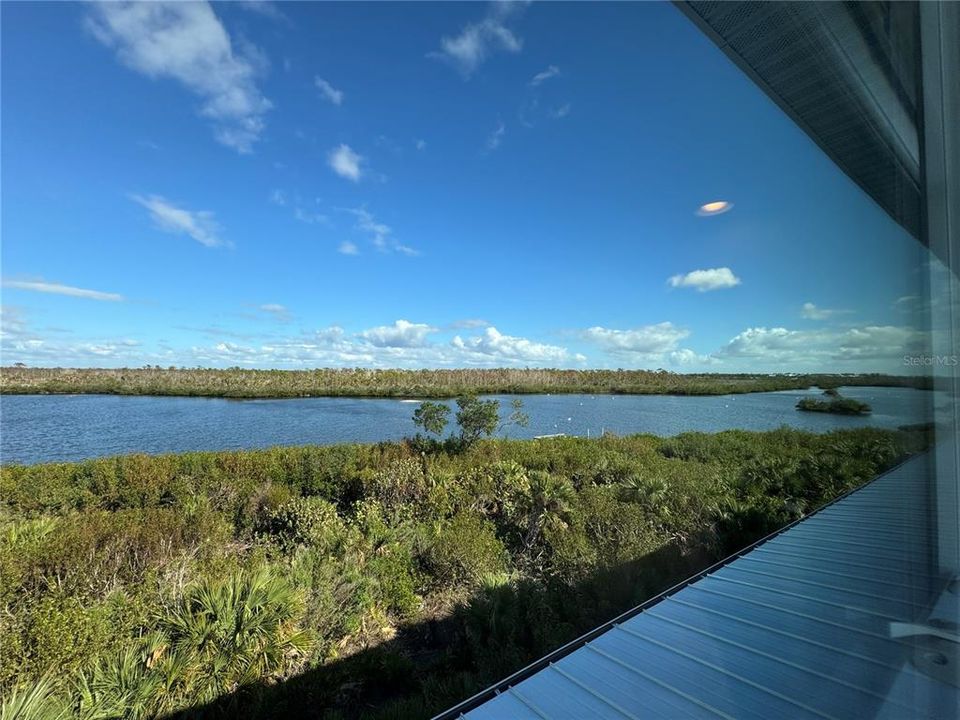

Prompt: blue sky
xmin=0 ymin=1 xmax=933 ymax=372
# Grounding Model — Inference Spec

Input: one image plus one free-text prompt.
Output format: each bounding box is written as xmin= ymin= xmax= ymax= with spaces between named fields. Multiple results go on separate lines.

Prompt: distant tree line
xmin=0 ymin=365 xmax=935 ymax=399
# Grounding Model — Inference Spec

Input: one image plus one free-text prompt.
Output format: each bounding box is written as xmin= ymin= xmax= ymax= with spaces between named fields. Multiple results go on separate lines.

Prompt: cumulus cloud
xmin=800 ymin=302 xmax=851 ymax=320
xmin=360 ymin=320 xmax=437 ymax=348
xmin=132 ymin=194 xmax=227 ymax=248
xmin=582 ymin=323 xmax=690 ymax=358
xmin=327 ymin=144 xmax=363 ymax=182
xmin=87 ymin=1 xmax=271 ymax=153
xmin=713 ymin=325 xmax=926 ymax=369
xmin=668 ymin=267 xmax=741 ymax=292
xmin=452 ymin=327 xmax=579 ymax=365
xmin=432 ymin=2 xmax=524 ymax=76
xmin=529 ymin=64 xmax=559 ymax=86
xmin=668 ymin=348 xmax=714 ymax=365
xmin=2 ymin=279 xmax=124 ymax=302
xmin=314 ymin=77 xmax=343 ymax=106
xmin=186 ymin=323 xmax=582 ymax=369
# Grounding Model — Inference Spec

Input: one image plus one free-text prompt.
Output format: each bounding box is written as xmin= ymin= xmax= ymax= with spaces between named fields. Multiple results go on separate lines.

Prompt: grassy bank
xmin=0 ymin=427 xmax=930 ymax=719
xmin=0 ymin=366 xmax=934 ymax=399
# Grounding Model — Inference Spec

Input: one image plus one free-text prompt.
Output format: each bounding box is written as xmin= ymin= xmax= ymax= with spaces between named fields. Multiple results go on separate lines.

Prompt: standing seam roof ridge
xmin=642 ymin=608 xmax=932 ymax=717
xmin=663 ymin=595 xmax=915 ymax=674
xmin=751 ymin=546 xmax=941 ymax=580
xmin=778 ymin=532 xmax=931 ymax=555
xmin=610 ymin=623 xmax=839 ymax=720
xmin=689 ymin=584 xmax=918 ymax=647
xmin=738 ymin=555 xmax=927 ymax=591
xmin=720 ymin=565 xmax=931 ymax=610
xmin=789 ymin=526 xmax=934 ymax=545
xmin=506 ymin=687 xmax=549 ymax=719
xmin=545 ymin=663 xmax=640 ymax=720
xmin=723 ymin=538 xmax=925 ymax=565
xmin=580 ymin=642 xmax=736 ymax=720
xmin=707 ymin=575 xmax=907 ymax=622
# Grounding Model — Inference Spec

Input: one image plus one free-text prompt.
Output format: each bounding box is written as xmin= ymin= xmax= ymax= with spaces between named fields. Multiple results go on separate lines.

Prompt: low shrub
xmin=423 ymin=513 xmax=507 ymax=588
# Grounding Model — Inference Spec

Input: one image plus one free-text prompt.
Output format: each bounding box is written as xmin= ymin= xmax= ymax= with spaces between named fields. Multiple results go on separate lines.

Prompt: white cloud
xmin=342 ymin=208 xmax=418 ymax=255
xmin=132 ymin=194 xmax=227 ymax=248
xmin=486 ymin=120 xmax=506 ymax=151
xmin=328 ymin=144 xmax=363 ymax=182
xmin=184 ymin=322 xmax=581 ymax=370
xmin=800 ymin=302 xmax=851 ymax=320
xmin=238 ymin=1 xmax=288 ymax=23
xmin=259 ymin=303 xmax=290 ymax=322
xmin=1 ymin=310 xmax=148 ymax=366
xmin=293 ymin=206 xmax=329 ymax=225
xmin=669 ymin=348 xmax=714 ymax=365
xmin=361 ymin=320 xmax=437 ymax=348
xmin=668 ymin=267 xmax=741 ymax=292
xmin=2 ymin=279 xmax=124 ymax=302
xmin=713 ymin=325 xmax=927 ymax=369
xmin=415 ymin=139 xmax=427 ymax=151
xmin=87 ymin=1 xmax=271 ymax=153
xmin=452 ymin=326 xmax=578 ymax=365
xmin=0 ymin=306 xmax=28 ymax=341
xmin=582 ymin=323 xmax=690 ymax=358
xmin=529 ymin=64 xmax=560 ymax=86
xmin=338 ymin=241 xmax=359 ymax=256
xmin=1 ymin=308 xmax=587 ymax=370
xmin=549 ymin=103 xmax=571 ymax=119
xmin=394 ymin=243 xmax=420 ymax=257
xmin=346 ymin=207 xmax=390 ymax=249
xmin=313 ymin=326 xmax=347 ymax=344
xmin=449 ymin=319 xmax=491 ymax=330
xmin=314 ymin=77 xmax=343 ymax=106
xmin=269 ymin=188 xmax=287 ymax=206
xmin=432 ymin=2 xmax=524 ymax=76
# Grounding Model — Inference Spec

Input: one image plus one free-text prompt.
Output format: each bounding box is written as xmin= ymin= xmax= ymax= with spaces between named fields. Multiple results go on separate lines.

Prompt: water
xmin=0 ymin=386 xmax=935 ymax=465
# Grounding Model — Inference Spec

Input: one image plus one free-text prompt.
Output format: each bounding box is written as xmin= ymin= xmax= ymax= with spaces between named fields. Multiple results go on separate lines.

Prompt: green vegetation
xmin=413 ymin=397 xmax=529 ymax=449
xmin=797 ymin=396 xmax=872 ymax=415
xmin=0 ymin=366 xmax=933 ymax=399
xmin=0 ymin=426 xmax=930 ymax=718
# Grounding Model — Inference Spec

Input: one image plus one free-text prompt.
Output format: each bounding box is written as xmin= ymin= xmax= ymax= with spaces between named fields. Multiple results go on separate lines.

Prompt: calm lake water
xmin=0 ymin=386 xmax=936 ymax=465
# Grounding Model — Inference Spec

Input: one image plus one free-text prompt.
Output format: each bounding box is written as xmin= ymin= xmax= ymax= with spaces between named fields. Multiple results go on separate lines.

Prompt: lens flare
xmin=697 ymin=201 xmax=733 ymax=216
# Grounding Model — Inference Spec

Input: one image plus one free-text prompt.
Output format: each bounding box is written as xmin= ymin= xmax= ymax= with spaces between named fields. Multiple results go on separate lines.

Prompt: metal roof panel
xmin=448 ymin=452 xmax=957 ymax=720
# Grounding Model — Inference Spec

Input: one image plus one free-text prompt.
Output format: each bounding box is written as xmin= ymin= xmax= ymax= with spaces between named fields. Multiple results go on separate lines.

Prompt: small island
xmin=797 ymin=396 xmax=872 ymax=415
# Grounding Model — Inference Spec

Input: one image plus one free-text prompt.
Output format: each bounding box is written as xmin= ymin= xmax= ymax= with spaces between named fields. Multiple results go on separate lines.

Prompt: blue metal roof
xmin=440 ymin=452 xmax=959 ymax=719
